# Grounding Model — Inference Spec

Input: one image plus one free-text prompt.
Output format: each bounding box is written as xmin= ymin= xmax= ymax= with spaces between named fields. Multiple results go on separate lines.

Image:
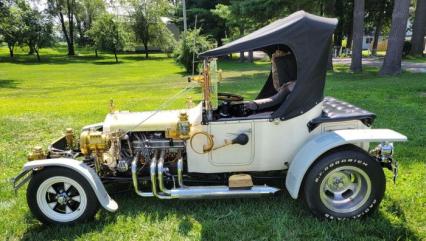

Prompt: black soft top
xmin=200 ymin=11 xmax=338 ymax=120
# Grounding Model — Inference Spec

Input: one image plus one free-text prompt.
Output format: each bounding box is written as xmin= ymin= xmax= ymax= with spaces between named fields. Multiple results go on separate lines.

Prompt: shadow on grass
xmin=19 ymin=187 xmax=421 ymax=241
xmin=0 ymin=79 xmax=19 ymax=89
xmin=0 ymin=53 xmax=171 ymax=66
xmin=120 ymin=55 xmax=169 ymax=61
xmin=0 ymin=55 xmax=110 ymax=65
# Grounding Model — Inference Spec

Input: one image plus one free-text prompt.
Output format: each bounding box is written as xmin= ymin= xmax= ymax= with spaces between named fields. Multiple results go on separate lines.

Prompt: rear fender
xmin=19 ymin=158 xmax=118 ymax=212
xmin=285 ymin=129 xmax=407 ymax=199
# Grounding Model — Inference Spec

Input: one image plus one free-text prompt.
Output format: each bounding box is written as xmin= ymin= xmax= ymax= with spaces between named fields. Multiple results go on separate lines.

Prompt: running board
xmin=169 ymin=185 xmax=279 ymax=199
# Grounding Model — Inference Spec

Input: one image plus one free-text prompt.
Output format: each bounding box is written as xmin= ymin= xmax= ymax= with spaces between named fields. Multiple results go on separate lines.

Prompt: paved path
xmin=333 ymin=57 xmax=426 ymax=73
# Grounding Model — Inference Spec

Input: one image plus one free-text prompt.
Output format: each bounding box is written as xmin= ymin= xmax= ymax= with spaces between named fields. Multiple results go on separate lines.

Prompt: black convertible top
xmin=200 ymin=11 xmax=338 ymax=120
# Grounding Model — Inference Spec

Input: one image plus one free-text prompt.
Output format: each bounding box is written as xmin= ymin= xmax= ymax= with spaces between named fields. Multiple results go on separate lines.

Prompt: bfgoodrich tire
xmin=303 ymin=148 xmax=385 ymax=220
xmin=27 ymin=167 xmax=99 ymax=225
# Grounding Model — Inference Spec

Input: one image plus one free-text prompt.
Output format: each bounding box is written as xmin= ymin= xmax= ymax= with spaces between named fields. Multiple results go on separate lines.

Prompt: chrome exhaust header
xmin=177 ymin=157 xmax=185 ymax=187
xmin=157 ymin=150 xmax=171 ymax=195
xmin=131 ymin=153 xmax=154 ymax=197
xmin=133 ymin=148 xmax=280 ymax=200
xmin=150 ymin=149 xmax=173 ymax=199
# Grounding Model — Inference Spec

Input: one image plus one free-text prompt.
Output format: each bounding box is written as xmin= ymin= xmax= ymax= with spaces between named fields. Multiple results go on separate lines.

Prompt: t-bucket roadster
xmin=13 ymin=11 xmax=407 ymax=224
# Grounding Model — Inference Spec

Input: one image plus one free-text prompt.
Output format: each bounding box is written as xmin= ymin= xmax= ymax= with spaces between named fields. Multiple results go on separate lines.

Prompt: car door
xmin=208 ymin=120 xmax=254 ymax=166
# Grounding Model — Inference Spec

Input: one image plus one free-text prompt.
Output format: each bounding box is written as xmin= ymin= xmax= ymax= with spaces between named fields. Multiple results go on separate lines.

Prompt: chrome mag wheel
xmin=319 ymin=166 xmax=372 ymax=213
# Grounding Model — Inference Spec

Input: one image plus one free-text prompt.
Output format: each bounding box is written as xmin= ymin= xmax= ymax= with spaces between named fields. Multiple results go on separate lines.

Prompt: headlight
xmin=379 ymin=142 xmax=393 ymax=158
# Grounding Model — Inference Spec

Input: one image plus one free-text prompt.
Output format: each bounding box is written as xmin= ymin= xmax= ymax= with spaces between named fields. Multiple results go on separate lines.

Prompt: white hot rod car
xmin=13 ymin=11 xmax=407 ymax=224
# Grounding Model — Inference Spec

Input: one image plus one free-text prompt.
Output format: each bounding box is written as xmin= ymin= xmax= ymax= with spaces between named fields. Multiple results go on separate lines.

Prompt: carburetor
xmin=79 ymin=129 xmax=111 ymax=155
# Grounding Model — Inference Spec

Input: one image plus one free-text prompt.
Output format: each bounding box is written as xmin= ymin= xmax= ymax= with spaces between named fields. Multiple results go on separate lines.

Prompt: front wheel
xmin=27 ymin=167 xmax=99 ymax=225
xmin=303 ymin=148 xmax=385 ymax=220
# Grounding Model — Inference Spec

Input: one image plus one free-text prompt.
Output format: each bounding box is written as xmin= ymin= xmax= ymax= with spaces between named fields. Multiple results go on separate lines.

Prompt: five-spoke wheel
xmin=27 ymin=167 xmax=99 ymax=224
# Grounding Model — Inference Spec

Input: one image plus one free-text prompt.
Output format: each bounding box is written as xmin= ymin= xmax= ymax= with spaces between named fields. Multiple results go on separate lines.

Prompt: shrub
xmin=173 ymin=28 xmax=212 ymax=73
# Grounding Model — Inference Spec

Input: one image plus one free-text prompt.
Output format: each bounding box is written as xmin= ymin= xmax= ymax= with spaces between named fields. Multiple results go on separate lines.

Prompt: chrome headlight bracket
xmin=371 ymin=142 xmax=398 ymax=183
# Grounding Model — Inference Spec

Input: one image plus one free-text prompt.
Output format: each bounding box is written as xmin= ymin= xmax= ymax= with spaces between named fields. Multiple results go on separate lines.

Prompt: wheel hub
xmin=56 ymin=192 xmax=69 ymax=205
xmin=326 ymin=172 xmax=351 ymax=192
xmin=319 ymin=166 xmax=372 ymax=213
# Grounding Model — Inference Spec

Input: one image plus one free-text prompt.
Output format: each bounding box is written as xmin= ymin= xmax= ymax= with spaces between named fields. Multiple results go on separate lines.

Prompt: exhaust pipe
xmin=134 ymin=148 xmax=280 ymax=200
xmin=131 ymin=153 xmax=154 ymax=197
xmin=169 ymin=185 xmax=279 ymax=199
xmin=157 ymin=150 xmax=171 ymax=195
xmin=177 ymin=157 xmax=185 ymax=187
xmin=150 ymin=149 xmax=173 ymax=199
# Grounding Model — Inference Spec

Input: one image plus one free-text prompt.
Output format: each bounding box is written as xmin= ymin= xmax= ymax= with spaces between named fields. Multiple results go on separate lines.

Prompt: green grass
xmin=0 ymin=46 xmax=425 ymax=241
xmin=404 ymin=55 xmax=426 ymax=63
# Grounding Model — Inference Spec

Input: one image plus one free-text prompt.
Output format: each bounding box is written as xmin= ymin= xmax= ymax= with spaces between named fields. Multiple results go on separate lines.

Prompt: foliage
xmin=0 ymin=3 xmax=25 ymax=57
xmin=17 ymin=2 xmax=54 ymax=61
xmin=75 ymin=0 xmax=107 ymax=46
xmin=87 ymin=13 xmax=132 ymax=62
xmin=130 ymin=0 xmax=174 ymax=58
xmin=46 ymin=0 xmax=77 ymax=55
xmin=0 ymin=47 xmax=425 ymax=240
xmin=173 ymin=28 xmax=212 ymax=73
xmin=176 ymin=0 xmax=229 ymax=46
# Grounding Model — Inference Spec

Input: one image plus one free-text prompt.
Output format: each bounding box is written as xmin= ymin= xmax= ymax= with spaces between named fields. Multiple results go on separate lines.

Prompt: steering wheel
xmin=218 ymin=92 xmax=244 ymax=102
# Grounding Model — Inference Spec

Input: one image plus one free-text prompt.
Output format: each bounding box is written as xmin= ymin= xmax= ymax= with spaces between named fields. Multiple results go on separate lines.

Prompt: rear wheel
xmin=27 ymin=167 xmax=99 ymax=225
xmin=303 ymin=148 xmax=385 ymax=220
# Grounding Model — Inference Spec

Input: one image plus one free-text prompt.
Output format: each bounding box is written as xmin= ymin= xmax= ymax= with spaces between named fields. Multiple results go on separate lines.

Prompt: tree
xmin=0 ymin=4 xmax=25 ymax=57
xmin=179 ymin=0 xmax=229 ymax=47
xmin=211 ymin=2 xmax=255 ymax=62
xmin=47 ymin=0 xmax=77 ymax=56
xmin=74 ymin=0 xmax=106 ymax=47
xmin=350 ymin=0 xmax=365 ymax=73
xmin=22 ymin=10 xmax=54 ymax=62
xmin=173 ymin=28 xmax=212 ymax=73
xmin=379 ymin=0 xmax=410 ymax=75
xmin=88 ymin=14 xmax=131 ymax=63
xmin=365 ymin=0 xmax=392 ymax=56
xmin=410 ymin=0 xmax=426 ymax=56
xmin=131 ymin=0 xmax=172 ymax=58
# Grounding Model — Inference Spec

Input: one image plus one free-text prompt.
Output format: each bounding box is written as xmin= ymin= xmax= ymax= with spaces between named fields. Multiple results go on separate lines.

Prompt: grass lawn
xmin=404 ymin=55 xmax=426 ymax=63
xmin=0 ymin=46 xmax=425 ymax=241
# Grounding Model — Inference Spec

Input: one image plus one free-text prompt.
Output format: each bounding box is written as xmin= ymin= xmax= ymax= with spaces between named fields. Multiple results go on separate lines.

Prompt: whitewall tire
xmin=27 ymin=167 xmax=99 ymax=225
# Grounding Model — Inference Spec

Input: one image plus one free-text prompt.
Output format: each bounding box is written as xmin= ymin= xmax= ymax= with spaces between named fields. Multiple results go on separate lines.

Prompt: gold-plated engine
xmin=79 ymin=129 xmax=111 ymax=155
xmin=80 ymin=129 xmax=111 ymax=172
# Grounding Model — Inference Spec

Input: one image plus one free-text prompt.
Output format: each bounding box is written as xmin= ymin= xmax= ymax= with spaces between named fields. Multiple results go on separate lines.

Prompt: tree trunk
xmin=95 ymin=49 xmax=98 ymax=57
xmin=410 ymin=0 xmax=426 ymax=56
xmin=350 ymin=0 xmax=365 ymax=73
xmin=143 ymin=42 xmax=149 ymax=58
xmin=58 ymin=11 xmax=74 ymax=56
xmin=8 ymin=44 xmax=14 ymax=58
xmin=347 ymin=30 xmax=353 ymax=49
xmin=76 ymin=17 xmax=85 ymax=46
xmin=248 ymin=51 xmax=253 ymax=63
xmin=28 ymin=44 xmax=35 ymax=55
xmin=114 ymin=50 xmax=118 ymax=63
xmin=35 ymin=49 xmax=41 ymax=62
xmin=379 ymin=0 xmax=410 ymax=75
xmin=66 ymin=0 xmax=75 ymax=56
xmin=372 ymin=0 xmax=385 ymax=56
xmin=239 ymin=52 xmax=244 ymax=62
